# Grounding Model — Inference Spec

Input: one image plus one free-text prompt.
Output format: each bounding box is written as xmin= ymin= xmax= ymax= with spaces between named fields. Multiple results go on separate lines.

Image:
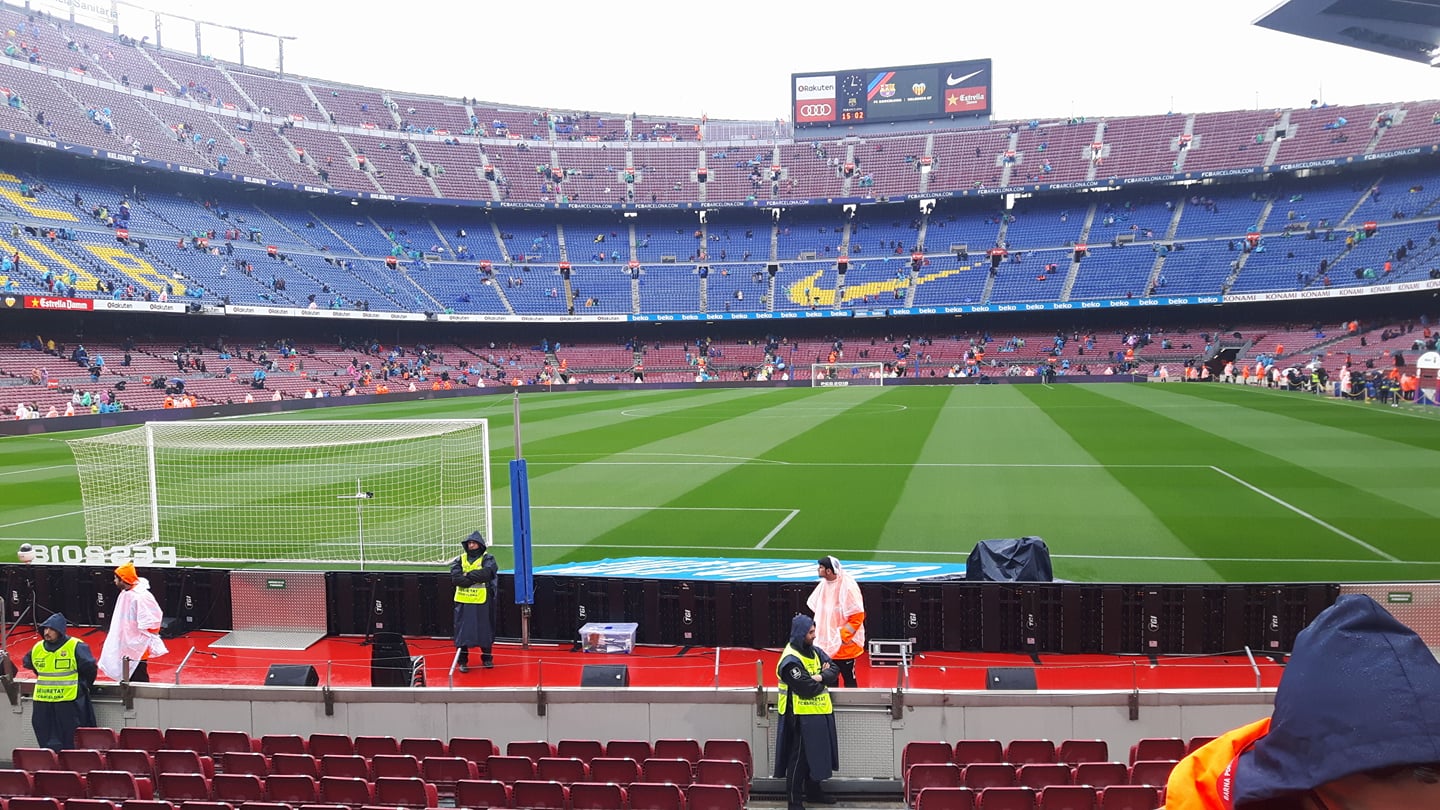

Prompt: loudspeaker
xmin=580 ymin=664 xmax=630 ymax=687
xmin=986 ymin=667 xmax=1036 ymax=690
xmin=265 ymin=664 xmax=319 ymax=687
xmin=370 ymin=632 xmax=414 ymax=688
xmin=159 ymin=616 xmax=188 ymax=639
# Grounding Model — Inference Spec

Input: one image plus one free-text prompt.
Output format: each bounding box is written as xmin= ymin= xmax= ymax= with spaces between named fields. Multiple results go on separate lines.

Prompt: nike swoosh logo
xmin=947 ymin=70 xmax=983 ymax=87
xmin=787 ymin=266 xmax=969 ymax=306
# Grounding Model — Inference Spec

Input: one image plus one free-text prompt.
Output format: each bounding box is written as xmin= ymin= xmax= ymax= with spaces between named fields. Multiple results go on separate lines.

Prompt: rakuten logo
xmin=795 ymin=76 xmax=836 ymax=100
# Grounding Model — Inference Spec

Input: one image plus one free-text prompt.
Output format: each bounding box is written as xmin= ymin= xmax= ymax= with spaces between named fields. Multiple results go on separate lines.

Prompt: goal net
xmin=65 ymin=420 xmax=491 ymax=566
xmin=810 ymin=362 xmax=888 ymax=387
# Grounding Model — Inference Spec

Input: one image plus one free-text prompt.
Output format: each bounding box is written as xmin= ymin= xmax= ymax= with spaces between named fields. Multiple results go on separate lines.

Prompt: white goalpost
xmin=810 ymin=362 xmax=888 ymax=387
xmin=65 ymin=419 xmax=491 ymax=566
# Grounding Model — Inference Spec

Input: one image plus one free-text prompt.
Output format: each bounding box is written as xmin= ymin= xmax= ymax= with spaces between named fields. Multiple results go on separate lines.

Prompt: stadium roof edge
xmin=1255 ymin=0 xmax=1440 ymax=65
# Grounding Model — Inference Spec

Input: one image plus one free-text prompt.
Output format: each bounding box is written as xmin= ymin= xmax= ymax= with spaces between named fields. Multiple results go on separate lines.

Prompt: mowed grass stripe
xmin=1019 ymin=384 xmax=1421 ymax=580
xmin=500 ymin=388 xmax=846 ymax=563
xmin=1091 ymin=383 xmax=1440 ymax=525
xmin=876 ymin=385 xmax=1223 ymax=581
xmin=574 ymin=386 xmax=954 ymax=563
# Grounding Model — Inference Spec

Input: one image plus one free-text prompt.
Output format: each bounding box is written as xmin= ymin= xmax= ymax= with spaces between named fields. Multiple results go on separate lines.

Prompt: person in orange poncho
xmin=806 ymin=556 xmax=865 ymax=688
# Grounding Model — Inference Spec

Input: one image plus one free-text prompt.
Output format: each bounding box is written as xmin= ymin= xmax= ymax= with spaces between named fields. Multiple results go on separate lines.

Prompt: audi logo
xmin=799 ymin=104 xmax=833 ymax=116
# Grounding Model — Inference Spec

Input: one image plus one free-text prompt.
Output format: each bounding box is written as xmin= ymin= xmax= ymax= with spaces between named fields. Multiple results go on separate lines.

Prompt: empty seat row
xmin=455 ymin=779 xmax=742 ymax=810
xmin=903 ymin=736 xmax=1206 ymax=769
xmin=61 ymin=731 xmax=749 ymax=773
xmin=915 ymin=784 xmax=1163 ymax=810
xmin=905 ymin=762 xmax=1179 ymax=806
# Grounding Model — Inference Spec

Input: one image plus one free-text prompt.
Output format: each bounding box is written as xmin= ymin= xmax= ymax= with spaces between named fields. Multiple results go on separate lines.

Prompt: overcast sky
xmin=43 ymin=0 xmax=1440 ymax=121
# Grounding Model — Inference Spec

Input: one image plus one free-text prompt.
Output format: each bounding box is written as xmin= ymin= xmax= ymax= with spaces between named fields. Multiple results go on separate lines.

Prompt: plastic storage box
xmin=581 ymin=622 xmax=638 ymax=654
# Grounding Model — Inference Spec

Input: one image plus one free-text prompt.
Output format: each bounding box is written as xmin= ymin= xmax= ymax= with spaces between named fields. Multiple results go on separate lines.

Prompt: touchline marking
xmin=615 ymin=452 xmax=789 ymax=465
xmin=523 ymin=461 xmax=1213 ymax=469
xmin=1209 ymin=466 xmax=1399 ymax=562
xmin=755 ymin=510 xmax=801 ymax=550
xmin=496 ymin=505 xmax=797 ymax=512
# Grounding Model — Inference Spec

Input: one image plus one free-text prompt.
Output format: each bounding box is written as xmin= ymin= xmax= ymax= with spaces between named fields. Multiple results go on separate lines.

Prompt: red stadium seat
xmin=1128 ymin=761 xmax=1178 ymax=788
xmin=1071 ymin=763 xmax=1129 ymax=790
xmin=206 ymin=732 xmax=257 ymax=762
xmin=904 ymin=742 xmax=956 ymax=772
xmin=122 ymin=800 xmax=175 ymax=810
xmin=76 ymin=729 xmax=120 ymax=752
xmin=13 ymin=749 xmax=60 ymax=772
xmin=163 ymin=730 xmax=211 ymax=756
xmin=231 ymin=803 xmax=288 ymax=810
xmin=481 ymin=756 xmax=534 ymax=787
xmin=318 ymin=776 xmax=373 ymax=806
xmin=1128 ymin=739 xmax=1184 ymax=766
xmin=269 ymin=754 xmax=320 ymax=780
xmin=976 ymin=786 xmax=1035 ymax=810
xmin=587 ymin=758 xmax=641 ymax=787
xmin=510 ymin=780 xmax=567 ymax=810
xmin=641 ymin=759 xmax=693 ymax=787
xmin=906 ymin=763 xmax=962 ymax=807
xmin=627 ymin=782 xmax=686 ymax=810
xmin=320 ymin=756 xmax=371 ymax=781
xmin=373 ymin=777 xmax=436 ymax=809
xmin=264 ymin=775 xmax=318 ymax=805
xmin=694 ymin=759 xmax=749 ymax=803
xmin=604 ymin=741 xmax=653 ymax=763
xmin=58 ymin=751 xmax=107 ymax=776
xmin=915 ymin=786 xmax=976 ymax=810
xmin=354 ymin=738 xmax=401 ymax=759
xmin=534 ymin=758 xmax=587 ymax=785
xmin=1057 ymin=741 xmax=1109 ymax=766
xmin=398 ymin=740 xmax=446 ymax=762
xmin=447 ymin=739 xmax=496 ymax=769
xmin=1099 ymin=785 xmax=1161 ymax=810
xmin=219 ymin=754 xmax=269 ymax=778
xmin=1186 ymin=736 xmax=1217 ymax=754
xmin=8 ymin=799 xmax=61 ymax=810
xmin=307 ymin=736 xmax=354 ymax=759
xmin=1017 ymin=764 xmax=1072 ymax=790
xmin=87 ymin=772 xmax=154 ymax=801
xmin=954 ymin=741 xmax=1004 ymax=767
xmin=105 ymin=751 xmax=156 ymax=782
xmin=155 ymin=774 xmax=210 ymax=803
xmin=154 ymin=751 xmax=214 ymax=779
xmin=65 ymin=799 xmax=118 ymax=810
xmin=369 ymin=756 xmax=420 ymax=781
xmin=1038 ymin=785 xmax=1097 ymax=810
xmin=504 ymin=742 xmax=556 ymax=764
xmin=210 ymin=775 xmax=266 ymax=804
xmin=33 ymin=772 xmax=88 ymax=801
xmin=964 ymin=764 xmax=1017 ymax=791
xmin=453 ymin=779 xmax=510 ymax=809
xmin=555 ymin=740 xmax=604 ymax=766
xmin=1006 ymin=740 xmax=1057 ymax=766
xmin=569 ymin=781 xmax=626 ymax=810
xmin=259 ymin=736 xmax=308 ymax=758
xmin=684 ymin=784 xmax=741 ymax=810
xmin=0 ymin=769 xmax=34 ymax=798
xmin=700 ymin=741 xmax=750 ymax=777
xmin=652 ymin=740 xmax=702 ymax=769
xmin=118 ymin=729 xmax=166 ymax=754
xmin=419 ymin=757 xmax=476 ymax=797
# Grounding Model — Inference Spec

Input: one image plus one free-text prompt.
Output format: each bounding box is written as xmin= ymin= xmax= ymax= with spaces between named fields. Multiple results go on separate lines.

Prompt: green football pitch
xmin=3 ymin=382 xmax=1439 ymax=583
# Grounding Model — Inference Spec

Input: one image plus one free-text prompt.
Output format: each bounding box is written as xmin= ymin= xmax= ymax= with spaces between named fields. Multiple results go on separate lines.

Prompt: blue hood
xmin=1236 ymin=594 xmax=1440 ymax=803
xmin=40 ymin=613 xmax=67 ymax=635
xmin=789 ymin=614 xmax=815 ymax=649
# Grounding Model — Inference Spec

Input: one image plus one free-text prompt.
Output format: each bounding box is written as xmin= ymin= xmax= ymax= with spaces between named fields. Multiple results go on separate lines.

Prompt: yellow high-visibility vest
xmin=776 ymin=644 xmax=832 ymax=715
xmin=453 ymin=556 xmax=488 ymax=605
xmin=30 ymin=637 xmax=80 ymax=702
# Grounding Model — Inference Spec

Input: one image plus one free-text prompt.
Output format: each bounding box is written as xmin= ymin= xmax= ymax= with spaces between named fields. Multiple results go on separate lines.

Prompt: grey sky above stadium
xmin=47 ymin=0 xmax=1440 ymax=121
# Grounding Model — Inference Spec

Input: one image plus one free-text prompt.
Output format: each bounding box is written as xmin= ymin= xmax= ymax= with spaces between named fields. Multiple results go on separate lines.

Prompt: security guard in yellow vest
xmin=449 ymin=531 xmax=498 ymax=673
xmin=774 ymin=614 xmax=840 ymax=810
xmin=23 ymin=613 xmax=97 ymax=752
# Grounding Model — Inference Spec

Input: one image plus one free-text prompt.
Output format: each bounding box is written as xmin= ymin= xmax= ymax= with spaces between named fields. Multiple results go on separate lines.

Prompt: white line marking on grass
xmin=523 ymin=461 xmax=1212 ymax=469
xmin=0 ymin=464 xmax=72 ymax=476
xmin=755 ymin=510 xmax=800 ymax=550
xmin=1209 ymin=466 xmax=1399 ymax=562
xmin=0 ymin=510 xmax=84 ymax=529
xmin=619 ymin=403 xmax=908 ymax=417
xmin=615 ymin=452 xmax=789 ymax=465
xmin=497 ymin=505 xmax=797 ymax=512
xmin=0 ymin=536 xmax=86 ymax=542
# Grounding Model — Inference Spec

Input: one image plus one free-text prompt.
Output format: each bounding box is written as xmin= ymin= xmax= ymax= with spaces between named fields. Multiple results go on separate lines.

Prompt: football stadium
xmin=1 ymin=1 xmax=1440 ymax=808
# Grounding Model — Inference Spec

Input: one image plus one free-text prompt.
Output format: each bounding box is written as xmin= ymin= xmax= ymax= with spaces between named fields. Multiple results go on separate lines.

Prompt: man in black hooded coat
xmin=774 ymin=614 xmax=841 ymax=810
xmin=449 ymin=531 xmax=498 ymax=672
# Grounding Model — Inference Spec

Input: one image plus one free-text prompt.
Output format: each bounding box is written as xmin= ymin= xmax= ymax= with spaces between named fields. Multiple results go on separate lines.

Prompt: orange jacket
xmin=1165 ymin=718 xmax=1270 ymax=809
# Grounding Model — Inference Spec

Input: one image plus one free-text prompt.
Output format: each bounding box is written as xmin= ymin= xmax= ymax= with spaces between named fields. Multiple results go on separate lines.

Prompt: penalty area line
xmin=754 ymin=510 xmax=801 ymax=550
xmin=1209 ymin=466 xmax=1399 ymax=562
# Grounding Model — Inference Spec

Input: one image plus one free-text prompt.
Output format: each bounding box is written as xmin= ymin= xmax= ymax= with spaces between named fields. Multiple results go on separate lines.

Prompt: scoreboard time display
xmin=792 ymin=59 xmax=992 ymax=128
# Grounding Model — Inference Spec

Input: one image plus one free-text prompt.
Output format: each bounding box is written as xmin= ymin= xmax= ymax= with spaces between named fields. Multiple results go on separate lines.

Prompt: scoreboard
xmin=791 ymin=58 xmax=992 ymax=129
